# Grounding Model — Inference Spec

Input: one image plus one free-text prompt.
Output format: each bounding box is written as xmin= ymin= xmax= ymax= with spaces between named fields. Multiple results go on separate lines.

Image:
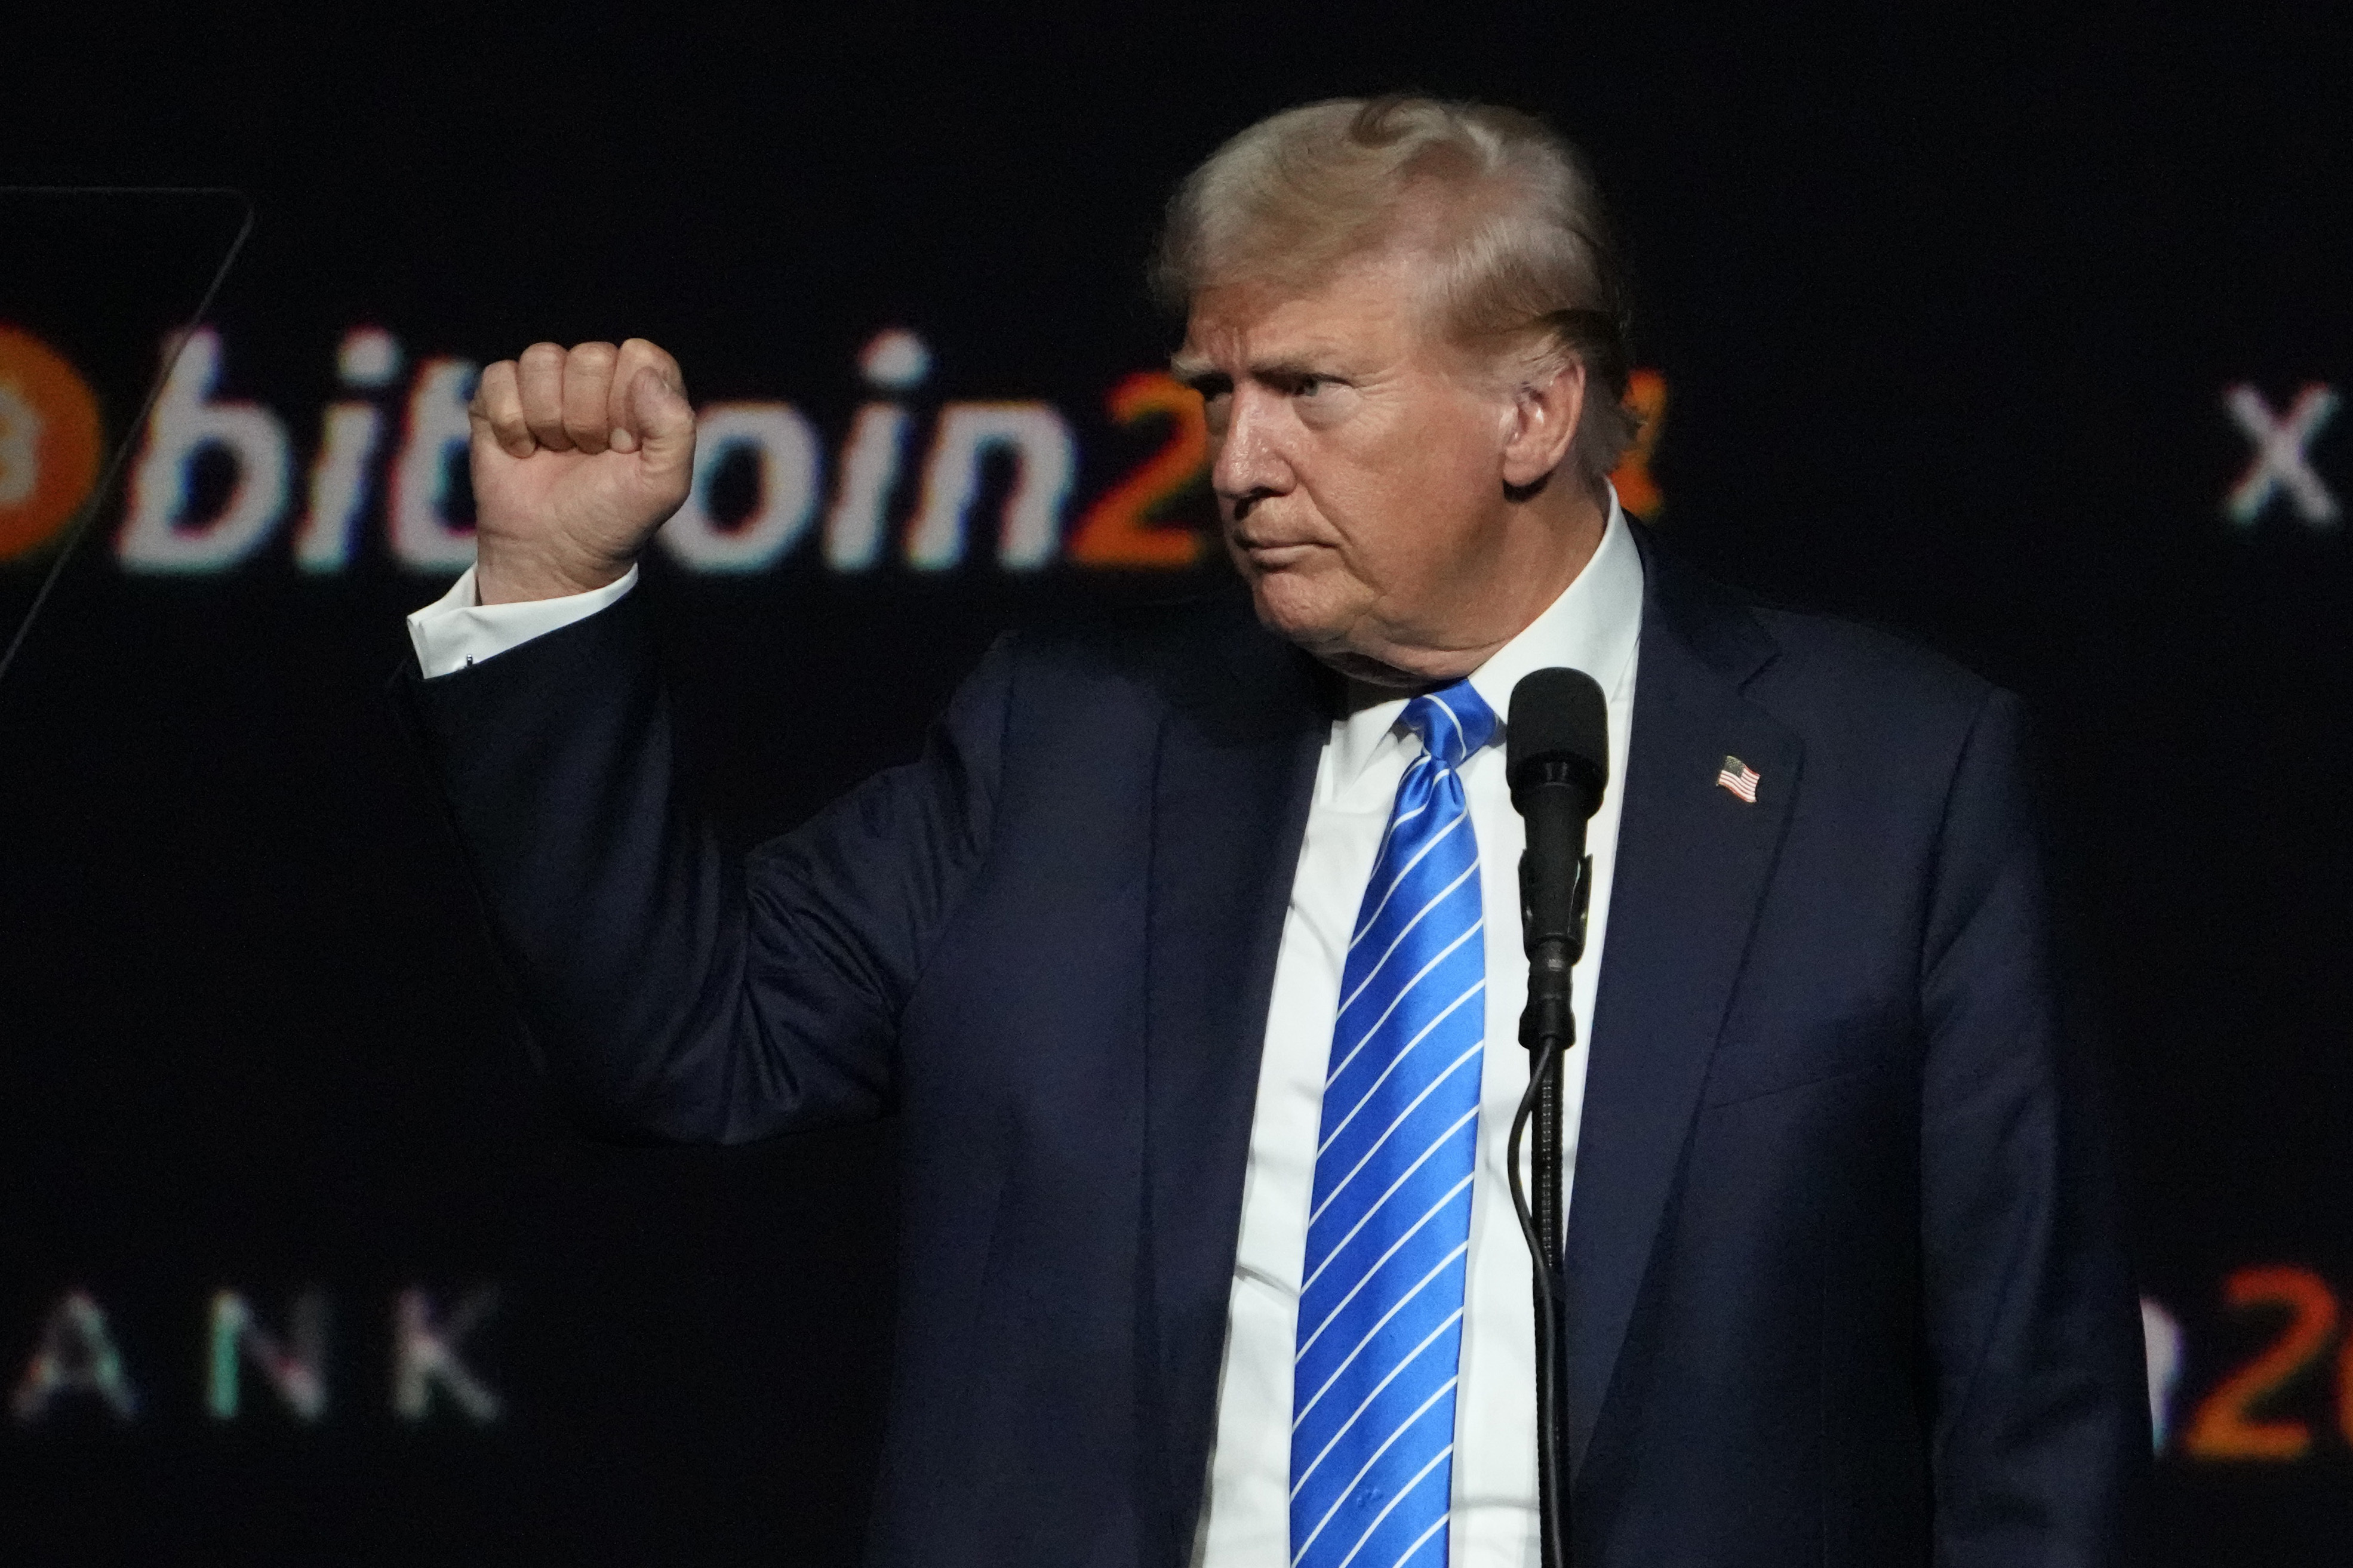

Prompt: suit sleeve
xmin=396 ymin=585 xmax=1010 ymax=1144
xmin=1918 ymin=688 xmax=2149 ymax=1566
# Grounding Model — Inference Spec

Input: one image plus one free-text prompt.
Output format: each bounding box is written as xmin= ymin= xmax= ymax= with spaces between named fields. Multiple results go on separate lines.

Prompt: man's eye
xmin=1295 ymin=376 xmax=1328 ymax=397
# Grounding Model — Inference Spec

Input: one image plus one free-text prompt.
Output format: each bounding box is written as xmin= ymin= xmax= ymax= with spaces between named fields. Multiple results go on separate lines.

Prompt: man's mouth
xmin=1234 ymin=535 xmax=1320 ymax=567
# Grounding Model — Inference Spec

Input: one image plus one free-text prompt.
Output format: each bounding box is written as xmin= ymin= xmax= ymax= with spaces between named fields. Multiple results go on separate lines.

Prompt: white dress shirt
xmin=407 ymin=492 xmax=1645 ymax=1568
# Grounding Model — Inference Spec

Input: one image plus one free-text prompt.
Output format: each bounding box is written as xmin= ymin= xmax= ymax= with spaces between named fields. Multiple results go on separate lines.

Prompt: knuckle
xmin=620 ymin=337 xmax=677 ymax=375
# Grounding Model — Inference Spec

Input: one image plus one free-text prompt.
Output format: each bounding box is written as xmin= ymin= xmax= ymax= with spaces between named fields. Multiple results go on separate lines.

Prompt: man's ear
xmin=1501 ymin=359 xmax=1586 ymax=492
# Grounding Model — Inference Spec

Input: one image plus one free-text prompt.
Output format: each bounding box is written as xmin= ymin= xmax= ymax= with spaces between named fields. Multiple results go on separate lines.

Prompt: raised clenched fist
xmin=467 ymin=338 xmax=696 ymax=603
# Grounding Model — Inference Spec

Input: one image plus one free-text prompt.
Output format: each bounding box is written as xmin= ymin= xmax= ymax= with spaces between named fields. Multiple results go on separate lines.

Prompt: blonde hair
xmin=1153 ymin=95 xmax=1640 ymax=483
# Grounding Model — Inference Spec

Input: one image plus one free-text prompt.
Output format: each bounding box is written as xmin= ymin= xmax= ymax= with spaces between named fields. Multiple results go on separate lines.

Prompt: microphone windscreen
xmin=1506 ymin=667 xmax=1609 ymax=810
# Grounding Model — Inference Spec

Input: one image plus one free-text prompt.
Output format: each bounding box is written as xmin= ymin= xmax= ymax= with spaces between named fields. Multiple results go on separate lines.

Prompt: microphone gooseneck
xmin=1504 ymin=667 xmax=1608 ymax=1568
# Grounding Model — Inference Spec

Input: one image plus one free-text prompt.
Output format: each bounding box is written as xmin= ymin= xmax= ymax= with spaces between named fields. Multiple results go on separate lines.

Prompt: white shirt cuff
xmin=405 ymin=563 xmax=640 ymax=679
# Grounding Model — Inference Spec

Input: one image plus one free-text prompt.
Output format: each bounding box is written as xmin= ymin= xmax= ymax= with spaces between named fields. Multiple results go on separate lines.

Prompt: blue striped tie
xmin=1291 ymin=679 xmax=1495 ymax=1568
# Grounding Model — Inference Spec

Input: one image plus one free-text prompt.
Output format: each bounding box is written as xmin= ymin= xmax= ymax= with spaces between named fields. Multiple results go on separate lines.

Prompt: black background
xmin=4 ymin=3 xmax=2350 ymax=1561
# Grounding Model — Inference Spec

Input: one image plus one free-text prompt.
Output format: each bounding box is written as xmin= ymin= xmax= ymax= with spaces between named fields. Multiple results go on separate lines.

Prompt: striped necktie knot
xmin=1400 ymin=680 xmax=1495 ymax=773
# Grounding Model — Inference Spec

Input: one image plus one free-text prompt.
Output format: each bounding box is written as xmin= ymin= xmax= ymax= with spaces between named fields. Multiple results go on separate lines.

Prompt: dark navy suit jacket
xmin=402 ymin=524 xmax=2147 ymax=1566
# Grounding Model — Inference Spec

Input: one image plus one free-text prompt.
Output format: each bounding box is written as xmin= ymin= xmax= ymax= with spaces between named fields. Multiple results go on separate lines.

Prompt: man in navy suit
xmin=402 ymin=97 xmax=2145 ymax=1565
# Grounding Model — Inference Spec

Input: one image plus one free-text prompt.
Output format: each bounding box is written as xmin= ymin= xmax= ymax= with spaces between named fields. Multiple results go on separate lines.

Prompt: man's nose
xmin=1211 ymin=390 xmax=1291 ymax=511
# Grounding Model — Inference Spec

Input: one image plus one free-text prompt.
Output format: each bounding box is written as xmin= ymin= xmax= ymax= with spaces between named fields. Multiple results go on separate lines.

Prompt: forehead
xmin=1176 ymin=249 xmax=1439 ymax=372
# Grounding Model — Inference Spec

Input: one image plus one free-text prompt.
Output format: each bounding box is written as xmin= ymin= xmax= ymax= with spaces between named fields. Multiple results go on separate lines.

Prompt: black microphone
xmin=1508 ymin=667 xmax=1610 ymax=1034
xmin=1505 ymin=666 xmax=1608 ymax=1568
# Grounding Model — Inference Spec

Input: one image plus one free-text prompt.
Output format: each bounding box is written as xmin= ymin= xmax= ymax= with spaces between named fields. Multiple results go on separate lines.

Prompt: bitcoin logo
xmin=0 ymin=325 xmax=103 ymax=561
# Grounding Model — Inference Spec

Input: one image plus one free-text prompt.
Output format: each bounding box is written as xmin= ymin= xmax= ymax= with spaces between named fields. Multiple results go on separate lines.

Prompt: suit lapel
xmin=1564 ymin=527 xmax=1803 ymax=1467
xmin=1139 ymin=603 xmax=1327 ymax=1557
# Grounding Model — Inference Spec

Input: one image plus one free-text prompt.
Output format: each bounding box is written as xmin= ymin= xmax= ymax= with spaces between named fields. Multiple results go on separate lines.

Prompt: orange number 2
xmin=2183 ymin=1266 xmax=2341 ymax=1461
xmin=1068 ymin=371 xmax=1207 ymax=569
xmin=1607 ymin=369 xmax=1668 ymax=518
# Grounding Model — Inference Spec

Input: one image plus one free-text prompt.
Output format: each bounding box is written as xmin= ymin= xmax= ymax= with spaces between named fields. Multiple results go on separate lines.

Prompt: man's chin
xmin=1241 ymin=581 xmax=1407 ymax=686
xmin=1244 ymin=574 xmax=1345 ymax=650
xmin=1244 ymin=579 xmax=1478 ymax=691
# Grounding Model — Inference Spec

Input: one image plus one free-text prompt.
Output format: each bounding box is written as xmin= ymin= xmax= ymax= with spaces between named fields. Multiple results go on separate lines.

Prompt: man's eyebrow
xmin=1166 ymin=354 xmax=1337 ymax=390
xmin=1168 ymin=351 xmax=1219 ymax=383
xmin=1247 ymin=357 xmax=1331 ymax=385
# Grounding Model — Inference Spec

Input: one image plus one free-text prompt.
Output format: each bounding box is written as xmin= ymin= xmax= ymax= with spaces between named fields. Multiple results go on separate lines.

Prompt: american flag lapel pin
xmin=1715 ymin=754 xmax=1761 ymax=803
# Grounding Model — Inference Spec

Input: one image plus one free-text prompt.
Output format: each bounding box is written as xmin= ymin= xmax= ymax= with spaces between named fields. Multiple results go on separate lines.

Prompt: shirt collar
xmin=1330 ymin=485 xmax=1644 ymax=789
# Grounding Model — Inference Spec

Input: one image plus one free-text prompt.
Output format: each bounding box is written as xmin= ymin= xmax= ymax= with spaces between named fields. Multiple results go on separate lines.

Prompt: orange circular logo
xmin=0 ymin=325 xmax=104 ymax=562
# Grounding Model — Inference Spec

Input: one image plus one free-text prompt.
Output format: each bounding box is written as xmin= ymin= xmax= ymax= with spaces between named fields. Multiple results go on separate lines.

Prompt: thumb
xmin=627 ymin=366 xmax=697 ymax=479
